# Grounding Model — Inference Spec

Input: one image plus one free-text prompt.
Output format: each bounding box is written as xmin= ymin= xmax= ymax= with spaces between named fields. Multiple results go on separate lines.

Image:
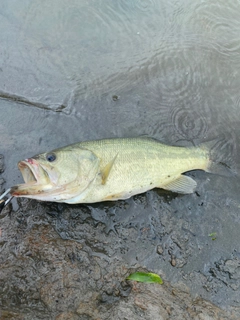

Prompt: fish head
xmin=11 ymin=147 xmax=100 ymax=202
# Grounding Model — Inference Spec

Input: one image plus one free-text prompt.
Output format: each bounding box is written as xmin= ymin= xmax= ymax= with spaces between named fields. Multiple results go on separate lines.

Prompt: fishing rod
xmin=0 ymin=188 xmax=13 ymax=213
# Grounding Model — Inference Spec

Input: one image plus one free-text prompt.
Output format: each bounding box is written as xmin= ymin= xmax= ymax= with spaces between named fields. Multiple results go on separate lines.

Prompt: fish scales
xmin=75 ymin=138 xmax=209 ymax=202
xmin=10 ymin=138 xmax=212 ymax=203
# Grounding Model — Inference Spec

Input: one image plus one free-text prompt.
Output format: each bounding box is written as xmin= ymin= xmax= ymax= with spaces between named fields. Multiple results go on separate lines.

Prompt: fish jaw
xmin=10 ymin=183 xmax=53 ymax=197
xmin=10 ymin=159 xmax=53 ymax=197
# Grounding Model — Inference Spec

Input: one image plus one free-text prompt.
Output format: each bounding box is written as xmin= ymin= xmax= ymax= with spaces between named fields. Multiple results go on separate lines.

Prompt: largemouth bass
xmin=10 ymin=137 xmax=224 ymax=203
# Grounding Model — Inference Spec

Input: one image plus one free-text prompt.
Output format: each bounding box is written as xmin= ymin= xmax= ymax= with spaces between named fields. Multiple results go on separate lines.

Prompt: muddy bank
xmin=0 ymin=204 xmax=239 ymax=320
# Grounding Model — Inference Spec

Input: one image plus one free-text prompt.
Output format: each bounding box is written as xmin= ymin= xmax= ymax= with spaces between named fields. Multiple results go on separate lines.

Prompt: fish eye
xmin=46 ymin=153 xmax=56 ymax=162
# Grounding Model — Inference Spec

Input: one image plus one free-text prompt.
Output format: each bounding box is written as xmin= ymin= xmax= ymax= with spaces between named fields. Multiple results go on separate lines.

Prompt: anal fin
xmin=162 ymin=175 xmax=197 ymax=194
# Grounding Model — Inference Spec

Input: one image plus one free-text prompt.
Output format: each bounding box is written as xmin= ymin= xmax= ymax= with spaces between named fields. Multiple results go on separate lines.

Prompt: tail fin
xmin=200 ymin=136 xmax=237 ymax=177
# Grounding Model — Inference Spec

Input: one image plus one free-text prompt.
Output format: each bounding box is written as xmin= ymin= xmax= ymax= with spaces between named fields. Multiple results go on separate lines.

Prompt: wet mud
xmin=1 ymin=0 xmax=240 ymax=319
xmin=0 ymin=200 xmax=239 ymax=319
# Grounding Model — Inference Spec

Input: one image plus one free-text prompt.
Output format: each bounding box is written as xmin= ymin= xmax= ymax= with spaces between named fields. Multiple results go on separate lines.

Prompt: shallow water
xmin=1 ymin=0 xmax=240 ymax=318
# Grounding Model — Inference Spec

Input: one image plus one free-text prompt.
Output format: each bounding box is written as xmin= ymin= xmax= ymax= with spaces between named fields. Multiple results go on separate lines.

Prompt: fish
xmin=10 ymin=137 xmax=229 ymax=204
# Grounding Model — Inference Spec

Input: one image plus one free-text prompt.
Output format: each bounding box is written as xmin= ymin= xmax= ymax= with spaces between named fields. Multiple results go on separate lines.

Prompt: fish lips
xmin=11 ymin=159 xmax=51 ymax=196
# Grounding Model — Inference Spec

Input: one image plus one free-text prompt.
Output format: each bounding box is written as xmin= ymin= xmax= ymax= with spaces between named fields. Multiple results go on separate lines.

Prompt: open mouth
xmin=18 ymin=160 xmax=38 ymax=184
xmin=18 ymin=159 xmax=51 ymax=186
xmin=10 ymin=159 xmax=52 ymax=196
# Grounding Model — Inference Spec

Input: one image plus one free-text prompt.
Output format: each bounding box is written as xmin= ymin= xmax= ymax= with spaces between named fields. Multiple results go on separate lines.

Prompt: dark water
xmin=1 ymin=1 xmax=240 ymax=318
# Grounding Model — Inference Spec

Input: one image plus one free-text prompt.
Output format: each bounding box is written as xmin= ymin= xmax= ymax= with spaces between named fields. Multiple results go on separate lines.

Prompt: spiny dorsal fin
xmin=163 ymin=175 xmax=197 ymax=194
xmin=101 ymin=154 xmax=118 ymax=185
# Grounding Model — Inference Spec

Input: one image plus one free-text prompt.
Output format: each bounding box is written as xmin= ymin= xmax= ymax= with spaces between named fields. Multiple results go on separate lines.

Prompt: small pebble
xmin=157 ymin=245 xmax=163 ymax=255
xmin=171 ymin=257 xmax=176 ymax=267
xmin=112 ymin=95 xmax=120 ymax=101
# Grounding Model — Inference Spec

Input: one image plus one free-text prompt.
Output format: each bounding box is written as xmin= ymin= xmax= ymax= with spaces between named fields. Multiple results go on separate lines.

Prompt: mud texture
xmin=0 ymin=201 xmax=238 ymax=320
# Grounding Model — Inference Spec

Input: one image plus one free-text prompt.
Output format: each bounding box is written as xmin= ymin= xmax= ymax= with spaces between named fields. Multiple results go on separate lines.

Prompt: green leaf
xmin=126 ymin=272 xmax=163 ymax=284
xmin=208 ymin=232 xmax=217 ymax=240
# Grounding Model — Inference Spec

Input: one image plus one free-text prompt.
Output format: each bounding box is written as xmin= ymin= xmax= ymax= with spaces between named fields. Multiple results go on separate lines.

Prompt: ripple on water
xmin=67 ymin=37 xmax=214 ymax=141
xmin=170 ymin=107 xmax=208 ymax=142
xmin=19 ymin=1 xmax=137 ymax=86
xmin=158 ymin=53 xmax=195 ymax=102
xmin=118 ymin=0 xmax=157 ymax=13
xmin=191 ymin=0 xmax=240 ymax=55
xmin=233 ymin=96 xmax=240 ymax=115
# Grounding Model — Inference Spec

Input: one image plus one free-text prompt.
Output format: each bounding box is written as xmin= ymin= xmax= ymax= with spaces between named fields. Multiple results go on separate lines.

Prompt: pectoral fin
xmin=162 ymin=175 xmax=197 ymax=194
xmin=101 ymin=154 xmax=118 ymax=185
